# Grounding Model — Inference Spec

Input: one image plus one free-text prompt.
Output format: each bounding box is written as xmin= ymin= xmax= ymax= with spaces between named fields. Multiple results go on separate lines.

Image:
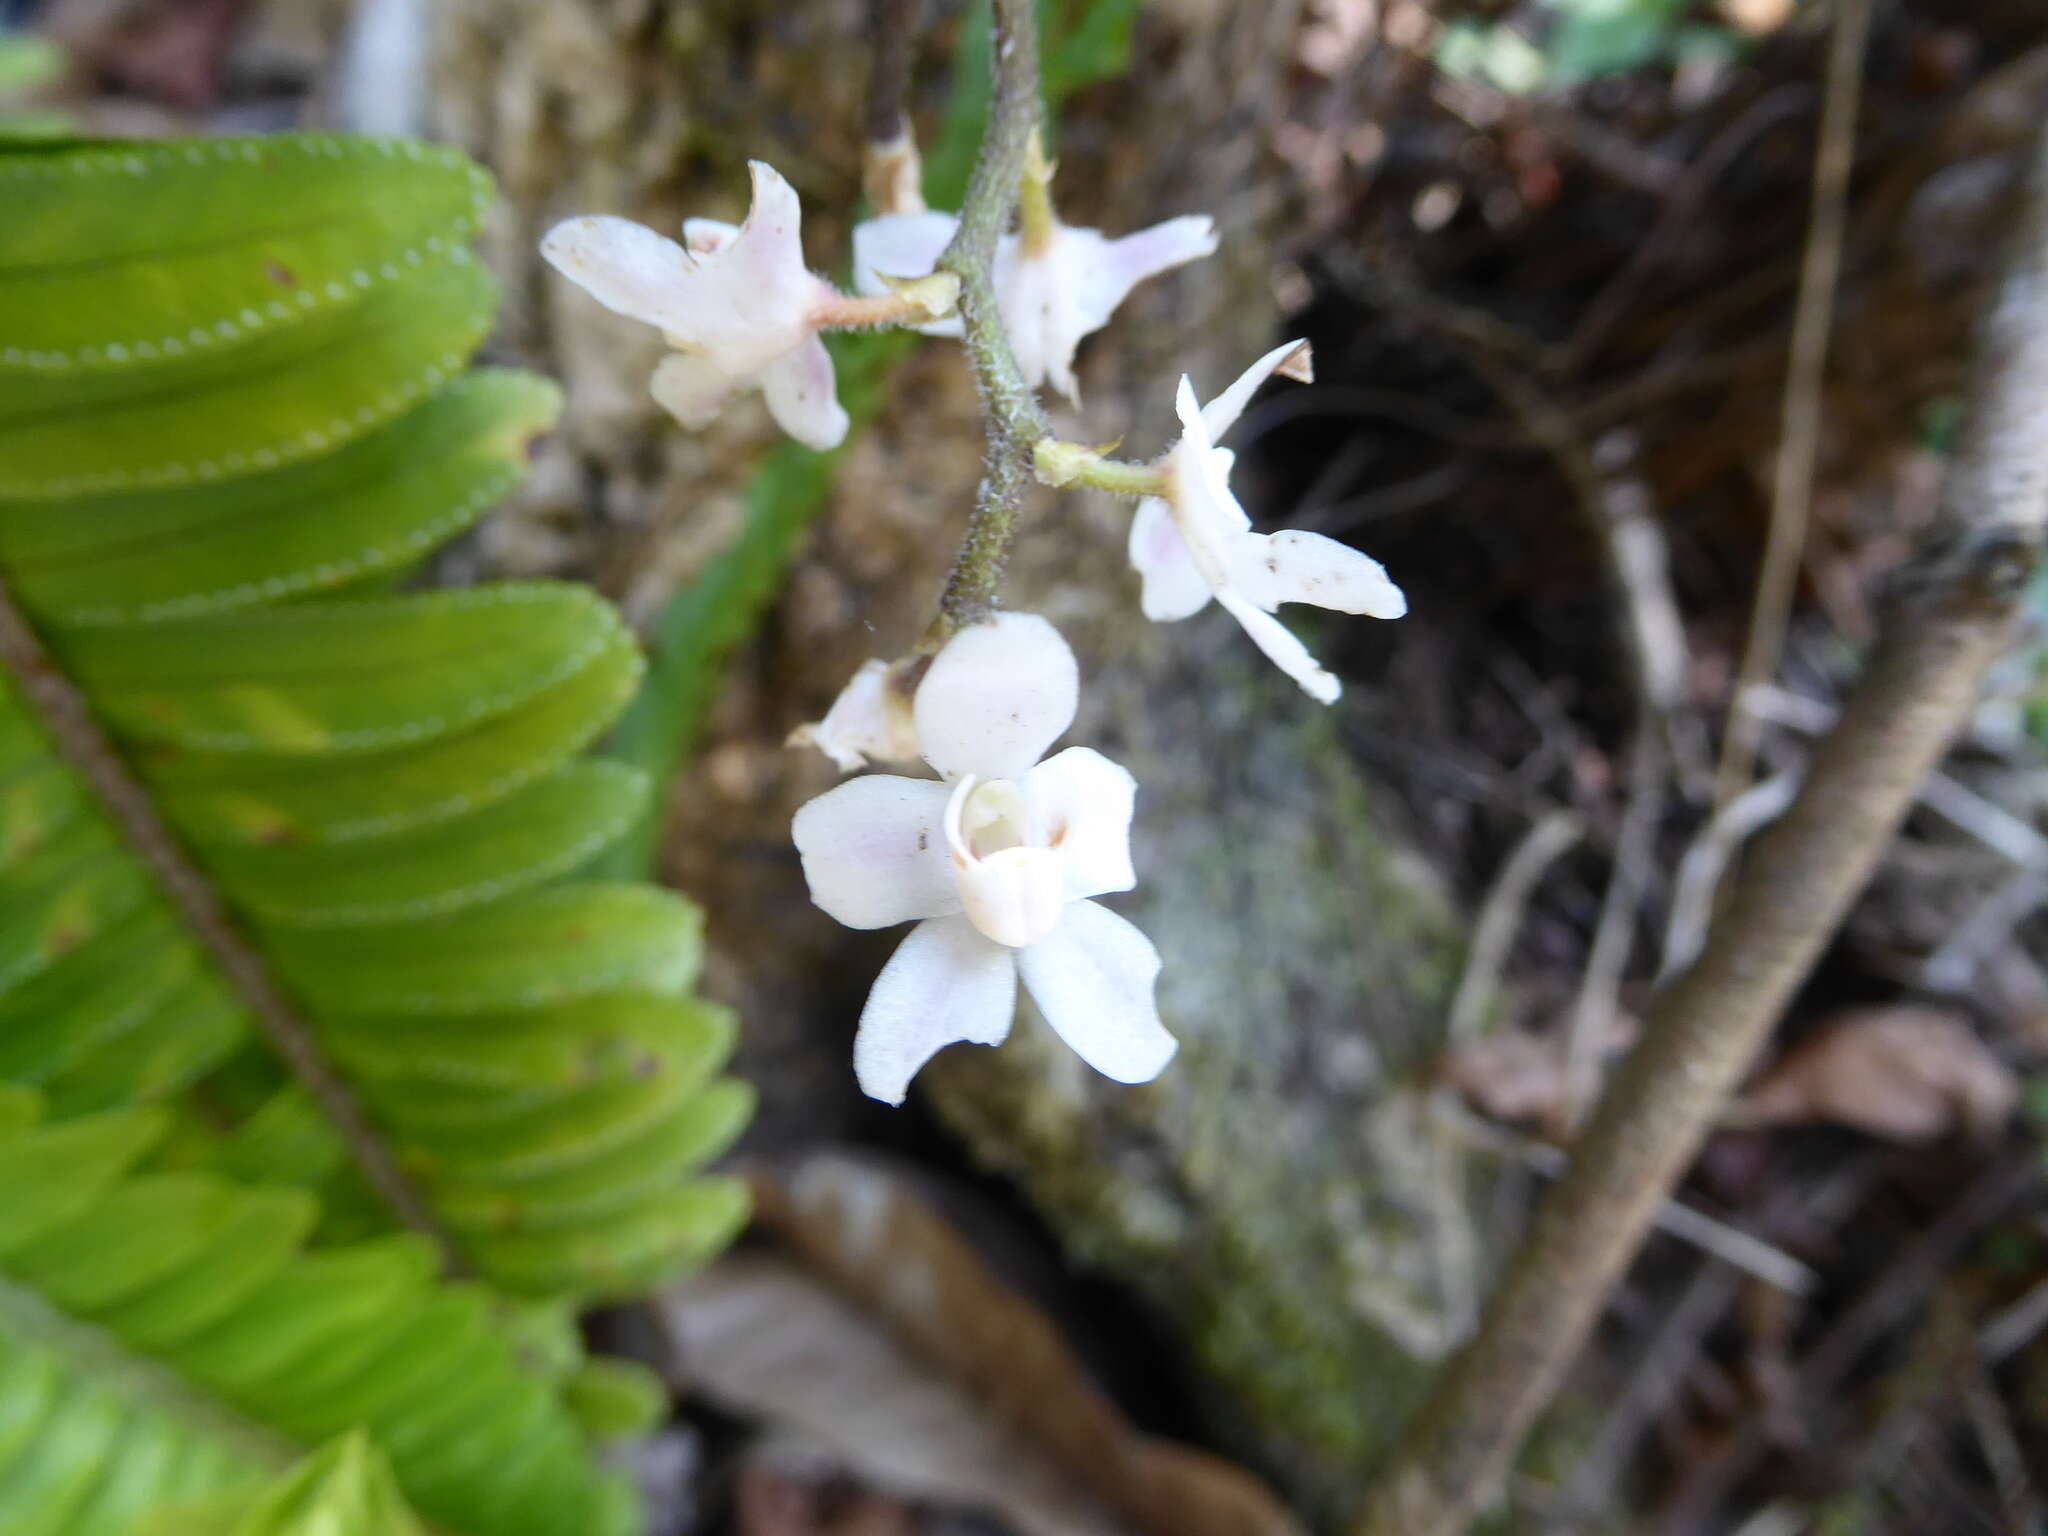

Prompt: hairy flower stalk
xmin=923 ymin=0 xmax=1057 ymax=638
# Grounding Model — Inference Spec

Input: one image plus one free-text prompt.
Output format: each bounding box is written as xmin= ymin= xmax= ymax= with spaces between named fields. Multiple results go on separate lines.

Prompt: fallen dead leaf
xmin=1732 ymin=1006 xmax=2018 ymax=1143
xmin=735 ymin=1458 xmax=919 ymax=1536
xmin=1439 ymin=1014 xmax=1639 ymax=1125
xmin=1718 ymin=0 xmax=1794 ymax=36
xmin=657 ymin=1152 xmax=1301 ymax=1536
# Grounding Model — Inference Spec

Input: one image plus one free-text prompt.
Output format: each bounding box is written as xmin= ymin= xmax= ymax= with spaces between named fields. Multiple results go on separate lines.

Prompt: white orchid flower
xmin=851 ymin=209 xmax=1216 ymax=403
xmin=542 ymin=161 xmax=951 ymax=451
xmin=1128 ymin=339 xmax=1408 ymax=703
xmin=791 ymin=614 xmax=1176 ymax=1104
xmin=786 ymin=656 xmax=922 ymax=773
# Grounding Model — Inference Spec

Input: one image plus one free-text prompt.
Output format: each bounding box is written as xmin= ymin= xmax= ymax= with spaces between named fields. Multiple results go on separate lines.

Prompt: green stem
xmin=1034 ymin=439 xmax=1167 ymax=496
xmin=926 ymin=0 xmax=1054 ymax=643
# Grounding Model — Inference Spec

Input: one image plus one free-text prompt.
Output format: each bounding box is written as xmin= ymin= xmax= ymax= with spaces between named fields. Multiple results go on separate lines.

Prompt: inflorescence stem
xmin=926 ymin=0 xmax=1057 ymax=643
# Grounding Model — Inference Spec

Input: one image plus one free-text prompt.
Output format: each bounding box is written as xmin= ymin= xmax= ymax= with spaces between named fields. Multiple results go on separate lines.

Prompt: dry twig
xmin=1354 ymin=120 xmax=2048 ymax=1536
xmin=1445 ymin=809 xmax=1586 ymax=1043
xmin=1713 ymin=0 xmax=1876 ymax=808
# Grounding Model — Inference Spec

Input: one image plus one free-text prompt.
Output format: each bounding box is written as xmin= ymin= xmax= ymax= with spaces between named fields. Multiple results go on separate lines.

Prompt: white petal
xmin=997 ymin=235 xmax=1063 ymax=396
xmin=540 ymin=215 xmax=698 ymax=333
xmin=792 ymin=775 xmax=959 ymax=929
xmin=1128 ymin=498 xmax=1214 ymax=622
xmin=1225 ymin=529 xmax=1408 ymax=618
xmin=1173 ymin=374 xmax=1215 ymax=455
xmin=649 ymin=353 xmax=739 ymax=428
xmin=1017 ymin=901 xmax=1175 ymax=1086
xmin=1198 ymin=338 xmax=1313 ymax=443
xmin=726 ymin=160 xmax=816 ymax=308
xmin=682 ymin=217 xmax=739 ymax=255
xmin=1026 ymin=747 xmax=1137 ymax=901
xmin=789 ymin=659 xmax=919 ymax=771
xmin=1074 ymin=215 xmax=1216 ymax=333
xmin=1215 ymin=589 xmax=1342 ymax=704
xmin=758 ymin=336 xmax=849 ymax=450
xmin=852 ymin=210 xmax=958 ymax=286
xmin=663 ymin=163 xmax=837 ymax=373
xmin=852 ymin=212 xmax=966 ymax=338
xmin=854 ymin=916 xmax=1018 ymax=1105
xmin=914 ymin=612 xmax=1080 ymax=781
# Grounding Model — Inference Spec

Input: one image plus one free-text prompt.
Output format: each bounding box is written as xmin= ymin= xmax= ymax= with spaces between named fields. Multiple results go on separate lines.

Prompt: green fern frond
xmin=0 ymin=1097 xmax=633 ymax=1534
xmin=0 ymin=131 xmax=751 ymax=1531
xmin=137 ymin=1432 xmax=427 ymax=1536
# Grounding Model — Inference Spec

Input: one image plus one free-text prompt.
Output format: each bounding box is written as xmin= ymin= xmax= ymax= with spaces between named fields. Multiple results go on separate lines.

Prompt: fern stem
xmin=926 ymin=0 xmax=1054 ymax=642
xmin=0 ymin=577 xmax=464 ymax=1272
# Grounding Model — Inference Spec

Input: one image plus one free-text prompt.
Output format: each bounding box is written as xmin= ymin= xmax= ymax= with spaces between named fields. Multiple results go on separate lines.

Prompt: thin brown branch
xmin=864 ymin=0 xmax=926 ymax=214
xmin=924 ymin=0 xmax=1055 ymax=642
xmin=1445 ymin=808 xmax=1585 ymax=1044
xmin=0 ymin=576 xmax=461 ymax=1270
xmin=1354 ymin=123 xmax=2048 ymax=1536
xmin=864 ymin=0 xmax=917 ymax=147
xmin=1712 ymin=0 xmax=1875 ymax=809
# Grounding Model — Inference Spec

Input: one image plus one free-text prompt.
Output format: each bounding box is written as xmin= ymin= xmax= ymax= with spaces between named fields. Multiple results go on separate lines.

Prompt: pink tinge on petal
xmin=854 ymin=916 xmax=1018 ymax=1105
xmin=1016 ymin=900 xmax=1175 ymax=1086
xmin=1215 ymin=589 xmax=1343 ymax=704
xmin=1225 ymin=528 xmax=1408 ymax=619
xmin=539 ymin=215 xmax=700 ymax=333
xmin=791 ymin=774 xmax=960 ymax=930
xmin=729 ymin=160 xmax=815 ymax=301
xmin=1197 ymin=337 xmax=1313 ymax=443
xmin=665 ymin=162 xmax=837 ymax=372
xmin=759 ymin=336 xmax=850 ymax=451
xmin=1025 ymin=747 xmax=1138 ymax=902
xmin=1127 ymin=497 xmax=1212 ymax=622
xmin=914 ymin=612 xmax=1080 ymax=781
xmin=1078 ymin=214 xmax=1216 ymax=331
xmin=683 ymin=218 xmax=740 ymax=256
xmin=649 ymin=353 xmax=740 ymax=429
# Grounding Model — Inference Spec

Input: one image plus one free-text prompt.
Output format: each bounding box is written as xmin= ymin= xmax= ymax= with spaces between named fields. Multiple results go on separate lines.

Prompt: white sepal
xmin=914 ymin=612 xmax=1079 ymax=781
xmin=1016 ymin=900 xmax=1176 ymax=1085
xmin=854 ymin=916 xmax=1018 ymax=1105
xmin=791 ymin=775 xmax=959 ymax=929
xmin=1127 ymin=498 xmax=1213 ymax=622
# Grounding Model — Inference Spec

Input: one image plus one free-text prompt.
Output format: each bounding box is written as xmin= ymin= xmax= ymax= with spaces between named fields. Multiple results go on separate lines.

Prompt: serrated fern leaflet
xmin=0 ymin=132 xmax=751 ymax=1533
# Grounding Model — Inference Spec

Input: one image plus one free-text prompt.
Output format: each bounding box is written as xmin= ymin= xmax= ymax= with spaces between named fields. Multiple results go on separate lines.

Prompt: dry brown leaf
xmin=1438 ymin=1014 xmax=1639 ymax=1125
xmin=1733 ymin=1006 xmax=2018 ymax=1143
xmin=1718 ymin=0 xmax=1794 ymax=36
xmin=658 ymin=1152 xmax=1301 ymax=1536
xmin=735 ymin=1459 xmax=919 ymax=1536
